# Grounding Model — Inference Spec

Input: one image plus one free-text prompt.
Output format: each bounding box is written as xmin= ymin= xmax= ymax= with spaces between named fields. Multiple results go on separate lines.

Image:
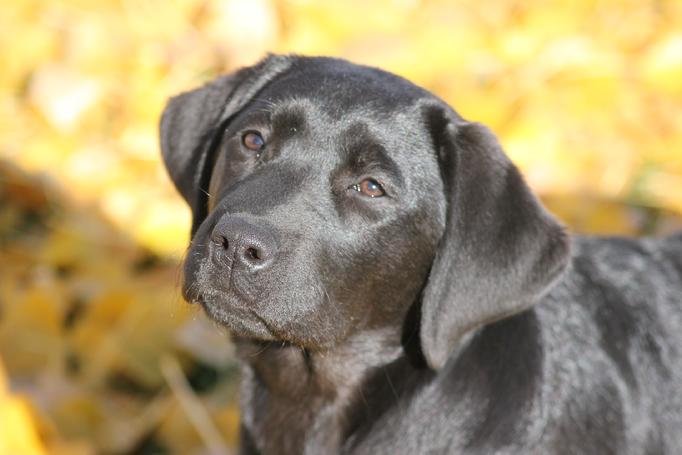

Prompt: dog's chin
xmin=195 ymin=293 xmax=277 ymax=341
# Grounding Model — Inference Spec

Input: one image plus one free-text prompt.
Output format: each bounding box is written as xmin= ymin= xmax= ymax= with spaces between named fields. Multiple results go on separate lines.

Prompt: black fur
xmin=160 ymin=54 xmax=682 ymax=454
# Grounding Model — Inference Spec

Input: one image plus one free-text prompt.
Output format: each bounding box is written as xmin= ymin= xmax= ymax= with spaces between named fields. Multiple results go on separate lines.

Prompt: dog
xmin=160 ymin=54 xmax=682 ymax=454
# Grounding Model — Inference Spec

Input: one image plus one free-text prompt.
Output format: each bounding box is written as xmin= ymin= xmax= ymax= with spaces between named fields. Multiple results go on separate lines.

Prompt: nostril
xmin=210 ymin=232 xmax=230 ymax=250
xmin=239 ymin=238 xmax=274 ymax=269
xmin=245 ymin=247 xmax=260 ymax=261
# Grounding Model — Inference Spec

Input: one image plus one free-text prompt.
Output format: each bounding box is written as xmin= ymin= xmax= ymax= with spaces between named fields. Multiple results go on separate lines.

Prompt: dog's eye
xmin=351 ymin=178 xmax=385 ymax=198
xmin=242 ymin=131 xmax=265 ymax=152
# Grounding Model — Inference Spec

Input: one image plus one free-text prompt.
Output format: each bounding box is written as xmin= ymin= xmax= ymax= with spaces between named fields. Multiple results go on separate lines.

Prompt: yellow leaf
xmin=0 ymin=359 xmax=47 ymax=455
xmin=642 ymin=34 xmax=682 ymax=96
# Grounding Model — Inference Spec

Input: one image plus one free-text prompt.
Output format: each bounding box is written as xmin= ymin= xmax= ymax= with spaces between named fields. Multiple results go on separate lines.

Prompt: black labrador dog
xmin=160 ymin=55 xmax=682 ymax=454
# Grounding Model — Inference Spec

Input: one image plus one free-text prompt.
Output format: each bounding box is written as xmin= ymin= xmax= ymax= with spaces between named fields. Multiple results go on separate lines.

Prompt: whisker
xmin=249 ymin=341 xmax=272 ymax=358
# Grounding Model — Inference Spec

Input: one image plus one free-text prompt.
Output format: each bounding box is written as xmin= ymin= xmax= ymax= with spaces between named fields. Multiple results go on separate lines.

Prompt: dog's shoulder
xmin=537 ymin=233 xmax=682 ymax=382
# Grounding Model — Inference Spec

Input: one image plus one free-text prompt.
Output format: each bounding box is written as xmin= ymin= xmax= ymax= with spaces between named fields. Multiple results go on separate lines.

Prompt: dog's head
xmin=160 ymin=55 xmax=570 ymax=369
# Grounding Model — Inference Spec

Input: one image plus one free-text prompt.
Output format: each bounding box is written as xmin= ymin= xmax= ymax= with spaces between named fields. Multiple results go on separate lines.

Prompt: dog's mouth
xmin=180 ymin=251 xmax=286 ymax=340
xmin=192 ymin=290 xmax=279 ymax=341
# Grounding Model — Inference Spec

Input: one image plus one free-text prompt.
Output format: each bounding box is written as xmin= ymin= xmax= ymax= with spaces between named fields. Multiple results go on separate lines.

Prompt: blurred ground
xmin=1 ymin=0 xmax=681 ymax=453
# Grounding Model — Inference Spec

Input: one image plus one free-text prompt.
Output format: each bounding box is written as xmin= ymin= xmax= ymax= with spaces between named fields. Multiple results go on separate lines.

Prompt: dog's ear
xmin=419 ymin=103 xmax=570 ymax=370
xmin=159 ymin=54 xmax=292 ymax=236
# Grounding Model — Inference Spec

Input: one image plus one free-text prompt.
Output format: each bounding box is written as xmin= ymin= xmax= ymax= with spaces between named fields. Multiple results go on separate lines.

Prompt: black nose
xmin=210 ymin=216 xmax=278 ymax=271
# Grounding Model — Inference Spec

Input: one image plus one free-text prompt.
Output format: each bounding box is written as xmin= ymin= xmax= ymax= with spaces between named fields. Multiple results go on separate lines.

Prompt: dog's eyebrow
xmin=271 ymin=105 xmax=307 ymax=138
xmin=341 ymin=123 xmax=404 ymax=185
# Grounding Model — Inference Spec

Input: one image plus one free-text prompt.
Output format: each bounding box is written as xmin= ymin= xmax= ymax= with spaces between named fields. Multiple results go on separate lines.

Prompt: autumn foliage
xmin=1 ymin=0 xmax=681 ymax=453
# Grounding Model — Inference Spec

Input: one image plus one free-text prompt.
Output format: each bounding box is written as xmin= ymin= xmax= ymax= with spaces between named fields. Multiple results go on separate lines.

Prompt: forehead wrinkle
xmin=266 ymin=97 xmax=342 ymax=139
xmin=264 ymin=96 xmax=319 ymax=118
xmin=338 ymin=122 xmax=404 ymax=185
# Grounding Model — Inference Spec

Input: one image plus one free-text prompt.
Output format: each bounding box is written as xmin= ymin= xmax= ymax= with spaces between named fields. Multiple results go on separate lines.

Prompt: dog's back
xmin=532 ymin=234 xmax=682 ymax=453
xmin=663 ymin=231 xmax=682 ymax=272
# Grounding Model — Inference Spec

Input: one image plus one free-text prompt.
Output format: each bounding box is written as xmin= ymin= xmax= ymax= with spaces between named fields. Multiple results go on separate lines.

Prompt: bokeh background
xmin=1 ymin=0 xmax=681 ymax=453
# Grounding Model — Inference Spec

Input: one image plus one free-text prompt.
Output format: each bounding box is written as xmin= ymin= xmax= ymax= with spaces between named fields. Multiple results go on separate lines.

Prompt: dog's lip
xmin=183 ymin=279 xmax=255 ymax=307
xmin=192 ymin=290 xmax=279 ymax=340
xmin=181 ymin=285 xmax=202 ymax=305
xmin=188 ymin=293 xmax=203 ymax=305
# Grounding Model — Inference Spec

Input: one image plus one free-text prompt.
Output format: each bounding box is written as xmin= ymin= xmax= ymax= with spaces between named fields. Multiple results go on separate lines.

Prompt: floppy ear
xmin=420 ymin=104 xmax=570 ymax=370
xmin=159 ymin=54 xmax=292 ymax=236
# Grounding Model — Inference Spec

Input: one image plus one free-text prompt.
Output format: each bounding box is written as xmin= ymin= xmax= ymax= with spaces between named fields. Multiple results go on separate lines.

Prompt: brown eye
xmin=354 ymin=178 xmax=385 ymax=198
xmin=242 ymin=131 xmax=265 ymax=152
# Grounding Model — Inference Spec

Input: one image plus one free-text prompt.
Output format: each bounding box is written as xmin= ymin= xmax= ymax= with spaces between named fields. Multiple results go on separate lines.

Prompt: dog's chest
xmin=236 ymin=336 xmax=404 ymax=455
xmin=239 ymin=354 xmax=348 ymax=454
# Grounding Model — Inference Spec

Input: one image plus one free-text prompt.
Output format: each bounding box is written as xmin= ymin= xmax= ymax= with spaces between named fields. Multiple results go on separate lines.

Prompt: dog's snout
xmin=210 ymin=216 xmax=277 ymax=271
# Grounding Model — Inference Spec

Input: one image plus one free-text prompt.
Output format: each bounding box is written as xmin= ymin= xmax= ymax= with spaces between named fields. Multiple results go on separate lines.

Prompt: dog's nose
xmin=210 ymin=216 xmax=277 ymax=271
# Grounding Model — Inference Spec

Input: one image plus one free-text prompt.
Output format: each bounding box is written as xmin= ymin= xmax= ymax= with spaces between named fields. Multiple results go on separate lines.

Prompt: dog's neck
xmin=234 ymin=328 xmax=409 ymax=455
xmin=234 ymin=310 xmax=544 ymax=454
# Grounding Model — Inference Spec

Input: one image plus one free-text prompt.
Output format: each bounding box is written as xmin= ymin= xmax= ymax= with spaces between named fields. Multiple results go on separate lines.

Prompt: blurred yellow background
xmin=1 ymin=0 xmax=681 ymax=453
